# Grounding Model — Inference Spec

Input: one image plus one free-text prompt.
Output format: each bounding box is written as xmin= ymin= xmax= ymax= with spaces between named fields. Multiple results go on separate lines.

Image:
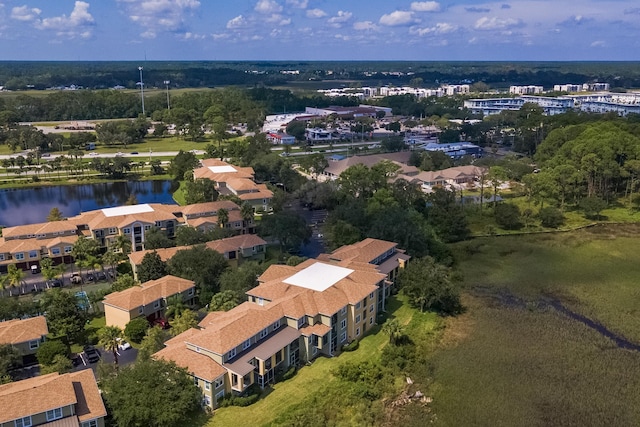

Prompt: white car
xmin=116 ymin=338 xmax=131 ymax=351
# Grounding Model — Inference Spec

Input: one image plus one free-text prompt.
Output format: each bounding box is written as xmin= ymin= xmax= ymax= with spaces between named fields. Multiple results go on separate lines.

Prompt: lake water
xmin=0 ymin=180 xmax=177 ymax=227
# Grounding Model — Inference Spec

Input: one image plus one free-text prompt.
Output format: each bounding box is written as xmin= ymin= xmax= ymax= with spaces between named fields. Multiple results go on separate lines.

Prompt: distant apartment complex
xmin=193 ymin=159 xmax=273 ymax=213
xmin=510 ymin=85 xmax=544 ymax=95
xmin=154 ymin=238 xmax=409 ymax=409
xmin=0 ymin=198 xmax=253 ymax=273
xmin=0 ymin=370 xmax=106 ymax=427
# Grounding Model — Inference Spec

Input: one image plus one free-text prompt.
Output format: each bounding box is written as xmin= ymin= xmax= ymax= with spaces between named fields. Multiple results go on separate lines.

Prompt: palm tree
xmin=240 ymin=203 xmax=254 ymax=230
xmin=114 ymin=234 xmax=132 ymax=256
xmin=381 ymin=318 xmax=404 ymax=345
xmin=0 ymin=274 xmax=9 ymax=297
xmin=217 ymin=208 xmax=229 ymax=229
xmin=6 ymin=264 xmax=24 ymax=296
xmin=165 ymin=294 xmax=187 ymax=320
xmin=99 ymin=325 xmax=123 ymax=366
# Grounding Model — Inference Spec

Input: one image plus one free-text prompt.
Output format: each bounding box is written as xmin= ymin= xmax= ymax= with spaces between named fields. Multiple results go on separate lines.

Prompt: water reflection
xmin=0 ymin=181 xmax=176 ymax=227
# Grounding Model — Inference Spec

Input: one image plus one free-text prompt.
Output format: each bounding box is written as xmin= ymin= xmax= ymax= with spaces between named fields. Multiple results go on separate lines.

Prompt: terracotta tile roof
xmin=128 ymin=247 xmax=184 ymax=266
xmin=103 ymin=275 xmax=195 ymax=311
xmin=68 ymin=370 xmax=108 ymax=422
xmin=257 ymin=264 xmax=298 ymax=283
xmin=155 ymin=342 xmax=226 ymax=381
xmin=181 ymin=200 xmax=240 ymax=217
xmin=0 ymin=370 xmax=105 ymax=424
xmin=324 ymin=153 xmax=415 ymax=178
xmin=0 ymin=316 xmax=48 ymax=345
xmin=1 ymin=221 xmax=77 ymax=239
xmin=187 ymin=217 xmax=218 ymax=228
xmin=226 ymin=178 xmax=259 ymax=192
xmin=300 ymin=323 xmax=331 ymax=337
xmin=328 ymin=238 xmax=397 ymax=264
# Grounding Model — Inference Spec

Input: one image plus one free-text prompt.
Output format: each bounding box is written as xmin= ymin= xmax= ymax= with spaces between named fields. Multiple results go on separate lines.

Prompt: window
xmin=370 ymin=292 xmax=375 ymax=299
xmin=204 ymin=395 xmax=212 ymax=406
xmin=144 ymin=225 xmax=151 ymax=231
xmin=275 ymin=350 xmax=282 ymax=364
xmin=257 ymin=297 xmax=264 ymax=306
xmin=194 ymin=377 xmax=199 ymax=385
xmin=0 ymin=254 xmax=4 ymax=261
xmin=340 ymin=332 xmax=347 ymax=342
xmin=138 ymin=307 xmax=143 ymax=314
xmin=232 ymin=374 xmax=238 ymax=386
xmin=15 ymin=416 xmax=32 ymax=427
xmin=153 ymin=301 xmax=160 ymax=309
xmin=29 ymin=340 xmax=39 ymax=350
xmin=369 ymin=305 xmax=374 ymax=313
xmin=64 ymin=246 xmax=72 ymax=254
xmin=15 ymin=252 xmax=24 ymax=260
xmin=51 ymin=248 xmax=60 ymax=256
xmin=341 ymin=319 xmax=346 ymax=330
xmin=195 ymin=347 xmax=201 ymax=353
xmin=109 ymin=227 xmax=117 ymax=234
xmin=298 ymin=317 xmax=305 ymax=328
xmin=355 ymin=301 xmax=361 ymax=310
xmin=81 ymin=421 xmax=98 ymax=427
xmin=205 ymin=381 xmax=211 ymax=391
xmin=29 ymin=250 xmax=38 ymax=259
xmin=215 ymin=377 xmax=224 ymax=389
xmin=273 ymin=320 xmax=280 ymax=329
xmin=356 ymin=327 xmax=361 ymax=337
xmin=243 ymin=339 xmax=251 ymax=350
xmin=216 ymin=390 xmax=225 ymax=401
xmin=123 ymin=228 xmax=131 ymax=234
xmin=369 ymin=317 xmax=374 ymax=325
xmin=228 ymin=348 xmax=236 ymax=360
xmin=228 ymin=251 xmax=237 ymax=260
xmin=188 ymin=288 xmax=194 ymax=296
xmin=340 ymin=306 xmax=347 ymax=315
xmin=46 ymin=408 xmax=63 ymax=421
xmin=259 ymin=328 xmax=268 ymax=339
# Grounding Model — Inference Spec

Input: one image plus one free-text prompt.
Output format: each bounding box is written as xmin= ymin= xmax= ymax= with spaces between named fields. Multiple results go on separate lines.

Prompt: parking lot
xmin=0 ymin=267 xmax=116 ymax=298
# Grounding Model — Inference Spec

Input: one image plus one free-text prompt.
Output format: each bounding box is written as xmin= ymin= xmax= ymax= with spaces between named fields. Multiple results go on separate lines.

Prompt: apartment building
xmin=0 ymin=316 xmax=48 ymax=365
xmin=509 ymin=85 xmax=544 ymax=95
xmin=0 ymin=370 xmax=106 ymax=427
xmin=103 ymin=275 xmax=196 ymax=329
xmin=193 ymin=159 xmax=273 ymax=213
xmin=153 ymin=238 xmax=409 ymax=409
xmin=128 ymin=234 xmax=267 ymax=279
xmin=0 ymin=200 xmax=252 ymax=272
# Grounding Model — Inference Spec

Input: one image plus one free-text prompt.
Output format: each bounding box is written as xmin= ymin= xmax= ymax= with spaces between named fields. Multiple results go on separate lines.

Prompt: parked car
xmin=70 ymin=353 xmax=83 ymax=367
xmin=86 ymin=273 xmax=95 ymax=282
xmin=116 ymin=338 xmax=131 ymax=351
xmin=46 ymin=279 xmax=62 ymax=288
xmin=83 ymin=345 xmax=101 ymax=364
xmin=70 ymin=273 xmax=82 ymax=284
xmin=130 ymin=151 xmax=139 ymax=155
xmin=153 ymin=318 xmax=170 ymax=329
xmin=97 ymin=271 xmax=107 ymax=281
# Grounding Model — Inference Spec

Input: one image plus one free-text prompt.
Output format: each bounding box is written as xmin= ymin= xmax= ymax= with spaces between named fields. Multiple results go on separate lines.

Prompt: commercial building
xmin=193 ymin=159 xmax=273 ymax=213
xmin=0 ymin=370 xmax=106 ymax=427
xmin=153 ymin=238 xmax=409 ymax=409
xmin=103 ymin=275 xmax=196 ymax=329
xmin=266 ymin=133 xmax=296 ymax=145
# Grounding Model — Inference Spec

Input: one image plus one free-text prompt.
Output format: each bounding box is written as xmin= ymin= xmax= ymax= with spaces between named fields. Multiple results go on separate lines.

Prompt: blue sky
xmin=0 ymin=0 xmax=638 ymax=61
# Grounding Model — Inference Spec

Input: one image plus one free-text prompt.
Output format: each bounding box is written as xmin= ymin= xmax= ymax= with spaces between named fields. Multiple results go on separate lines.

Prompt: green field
xmin=421 ymin=226 xmax=640 ymax=426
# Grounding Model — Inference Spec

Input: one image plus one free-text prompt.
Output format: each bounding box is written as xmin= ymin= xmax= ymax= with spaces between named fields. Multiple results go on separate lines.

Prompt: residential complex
xmin=395 ymin=165 xmax=488 ymax=193
xmin=322 ymin=152 xmax=418 ymax=181
xmin=103 ymin=275 xmax=196 ymax=329
xmin=0 ymin=199 xmax=252 ymax=273
xmin=0 ymin=316 xmax=48 ymax=364
xmin=0 ymin=370 xmax=106 ymax=427
xmin=153 ymin=238 xmax=409 ymax=409
xmin=193 ymin=159 xmax=273 ymax=213
xmin=128 ymin=234 xmax=267 ymax=280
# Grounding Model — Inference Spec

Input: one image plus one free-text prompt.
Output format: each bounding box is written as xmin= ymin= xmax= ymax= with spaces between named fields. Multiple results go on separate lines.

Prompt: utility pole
xmin=138 ymin=67 xmax=145 ymax=116
xmin=164 ymin=80 xmax=171 ymax=110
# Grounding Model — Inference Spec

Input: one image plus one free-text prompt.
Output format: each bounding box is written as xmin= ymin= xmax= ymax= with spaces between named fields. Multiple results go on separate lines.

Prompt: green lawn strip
xmin=208 ymin=297 xmax=418 ymax=427
xmin=172 ymin=181 xmax=186 ymax=205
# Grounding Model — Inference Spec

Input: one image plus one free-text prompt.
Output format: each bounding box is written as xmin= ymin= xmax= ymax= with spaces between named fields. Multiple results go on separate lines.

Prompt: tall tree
xmin=46 ymin=207 xmax=65 ymax=221
xmin=99 ymin=325 xmax=124 ymax=366
xmin=137 ymin=252 xmax=167 ymax=283
xmin=167 ymin=246 xmax=228 ymax=304
xmin=101 ymin=359 xmax=202 ymax=427
xmin=217 ymin=208 xmax=229 ymax=228
xmin=40 ymin=289 xmax=87 ymax=343
xmin=169 ymin=309 xmax=198 ymax=337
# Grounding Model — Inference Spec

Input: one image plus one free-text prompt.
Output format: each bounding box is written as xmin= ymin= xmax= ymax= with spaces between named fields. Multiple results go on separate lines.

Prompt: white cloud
xmin=474 ymin=16 xmax=522 ymax=31
xmin=353 ymin=21 xmax=378 ymax=31
xmin=34 ymin=1 xmax=95 ymax=39
xmin=590 ymin=40 xmax=606 ymax=47
xmin=211 ymin=33 xmax=230 ymax=40
xmin=306 ymin=8 xmax=326 ymax=19
xmin=411 ymin=22 xmax=457 ymax=36
xmin=116 ymin=0 xmax=200 ymax=36
xmin=379 ymin=10 xmax=415 ymax=27
xmin=265 ymin=13 xmax=290 ymax=25
xmin=286 ymin=0 xmax=308 ymax=8
xmin=328 ymin=10 xmax=352 ymax=27
xmin=254 ymin=0 xmax=282 ymax=14
xmin=410 ymin=2 xmax=440 ymax=12
xmin=227 ymin=15 xmax=248 ymax=29
xmin=11 ymin=5 xmax=41 ymax=22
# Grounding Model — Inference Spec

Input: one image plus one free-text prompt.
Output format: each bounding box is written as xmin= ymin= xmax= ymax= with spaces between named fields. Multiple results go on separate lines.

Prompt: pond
xmin=0 ymin=180 xmax=176 ymax=227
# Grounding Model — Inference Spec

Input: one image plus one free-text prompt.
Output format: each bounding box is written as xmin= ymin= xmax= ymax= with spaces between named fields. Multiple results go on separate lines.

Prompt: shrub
xmin=539 ymin=206 xmax=565 ymax=228
xmin=381 ymin=342 xmax=416 ymax=370
xmin=36 ymin=340 xmax=69 ymax=366
xmin=275 ymin=365 xmax=297 ymax=383
xmin=124 ymin=317 xmax=149 ymax=343
xmin=218 ymin=386 xmax=261 ymax=407
xmin=341 ymin=340 xmax=359 ymax=352
xmin=494 ymin=203 xmax=522 ymax=230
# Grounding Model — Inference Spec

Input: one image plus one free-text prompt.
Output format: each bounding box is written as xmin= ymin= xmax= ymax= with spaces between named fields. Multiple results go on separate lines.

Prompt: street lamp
xmin=164 ymin=80 xmax=171 ymax=110
xmin=138 ymin=66 xmax=145 ymax=116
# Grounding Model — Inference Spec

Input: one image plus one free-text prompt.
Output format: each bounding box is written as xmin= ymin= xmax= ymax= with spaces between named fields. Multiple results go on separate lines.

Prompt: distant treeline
xmin=1 ymin=61 xmax=640 ymax=91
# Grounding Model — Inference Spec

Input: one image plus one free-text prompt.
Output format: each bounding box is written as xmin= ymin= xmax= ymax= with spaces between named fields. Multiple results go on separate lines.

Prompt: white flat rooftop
xmin=208 ymin=165 xmax=237 ymax=174
xmin=101 ymin=203 xmax=154 ymax=217
xmin=283 ymin=262 xmax=354 ymax=292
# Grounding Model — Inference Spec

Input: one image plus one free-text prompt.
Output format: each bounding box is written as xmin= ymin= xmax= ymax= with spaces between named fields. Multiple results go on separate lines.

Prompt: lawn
xmin=420 ymin=225 xmax=640 ymax=426
xmin=208 ymin=297 xmax=429 ymax=427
